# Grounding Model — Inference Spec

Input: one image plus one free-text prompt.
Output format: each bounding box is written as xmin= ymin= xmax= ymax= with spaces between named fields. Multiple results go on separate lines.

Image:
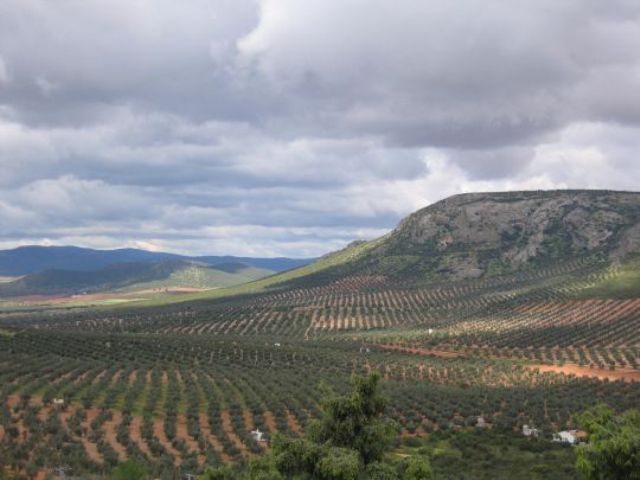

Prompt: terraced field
xmin=0 ymin=257 xmax=639 ymax=478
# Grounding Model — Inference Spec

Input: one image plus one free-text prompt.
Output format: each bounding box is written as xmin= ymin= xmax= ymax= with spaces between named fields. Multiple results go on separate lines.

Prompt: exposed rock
xmin=362 ymin=190 xmax=640 ymax=279
xmin=613 ymin=222 xmax=640 ymax=261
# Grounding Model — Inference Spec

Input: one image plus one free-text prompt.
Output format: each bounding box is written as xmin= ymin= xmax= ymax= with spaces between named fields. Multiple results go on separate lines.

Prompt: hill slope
xmin=278 ymin=190 xmax=640 ymax=286
xmin=107 ymin=190 xmax=640 ymax=308
xmin=0 ymin=260 xmax=273 ymax=297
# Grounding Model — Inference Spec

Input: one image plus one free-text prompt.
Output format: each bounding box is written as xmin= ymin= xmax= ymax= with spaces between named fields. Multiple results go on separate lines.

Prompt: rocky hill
xmin=285 ymin=190 xmax=640 ymax=284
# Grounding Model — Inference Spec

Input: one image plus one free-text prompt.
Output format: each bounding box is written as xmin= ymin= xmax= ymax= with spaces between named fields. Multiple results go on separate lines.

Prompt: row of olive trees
xmin=200 ymin=372 xmax=432 ymax=480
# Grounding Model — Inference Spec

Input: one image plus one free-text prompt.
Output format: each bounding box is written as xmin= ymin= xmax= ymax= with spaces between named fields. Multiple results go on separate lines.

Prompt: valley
xmin=0 ymin=190 xmax=639 ymax=479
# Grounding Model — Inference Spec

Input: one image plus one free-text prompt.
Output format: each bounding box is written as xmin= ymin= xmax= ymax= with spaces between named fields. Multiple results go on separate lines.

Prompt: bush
xmin=111 ymin=459 xmax=147 ymax=480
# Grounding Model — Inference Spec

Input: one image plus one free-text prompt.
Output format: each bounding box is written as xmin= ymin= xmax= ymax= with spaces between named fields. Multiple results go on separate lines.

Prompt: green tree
xmin=306 ymin=373 xmax=397 ymax=465
xmin=199 ymin=465 xmax=237 ymax=480
xmin=575 ymin=404 xmax=640 ymax=480
xmin=201 ymin=373 xmax=432 ymax=479
xmin=364 ymin=461 xmax=400 ymax=479
xmin=402 ymin=457 xmax=433 ymax=480
xmin=247 ymin=456 xmax=285 ymax=480
xmin=269 ymin=373 xmax=431 ymax=479
xmin=111 ymin=459 xmax=147 ymax=480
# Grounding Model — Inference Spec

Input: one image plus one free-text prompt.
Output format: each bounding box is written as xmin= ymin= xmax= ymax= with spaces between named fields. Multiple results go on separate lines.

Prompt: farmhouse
xmin=522 ymin=425 xmax=540 ymax=437
xmin=251 ymin=428 xmax=265 ymax=442
xmin=476 ymin=416 xmax=488 ymax=428
xmin=553 ymin=430 xmax=587 ymax=445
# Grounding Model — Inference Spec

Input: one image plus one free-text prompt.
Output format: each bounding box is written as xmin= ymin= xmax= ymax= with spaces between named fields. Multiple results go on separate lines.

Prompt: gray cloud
xmin=0 ymin=0 xmax=639 ymax=256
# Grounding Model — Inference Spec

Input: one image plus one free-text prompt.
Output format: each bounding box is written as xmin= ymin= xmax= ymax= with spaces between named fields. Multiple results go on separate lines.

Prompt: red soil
xmin=37 ymin=405 xmax=52 ymax=422
xmin=153 ymin=419 xmax=182 ymax=465
xmin=59 ymin=408 xmax=103 ymax=464
xmin=528 ymin=364 xmax=640 ymax=382
xmin=220 ymin=410 xmax=248 ymax=456
xmin=264 ymin=411 xmax=278 ymax=434
xmin=198 ymin=413 xmax=230 ymax=462
xmin=103 ymin=411 xmax=127 ymax=462
xmin=129 ymin=416 xmax=154 ymax=459
xmin=286 ymin=411 xmax=303 ymax=436
xmin=84 ymin=407 xmax=100 ymax=425
xmin=176 ymin=414 xmax=205 ymax=465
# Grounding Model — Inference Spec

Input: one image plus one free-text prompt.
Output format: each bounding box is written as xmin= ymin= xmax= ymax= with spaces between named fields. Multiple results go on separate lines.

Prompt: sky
xmin=0 ymin=0 xmax=639 ymax=257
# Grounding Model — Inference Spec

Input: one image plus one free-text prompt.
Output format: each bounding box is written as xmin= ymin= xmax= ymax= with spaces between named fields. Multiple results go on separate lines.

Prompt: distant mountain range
xmin=0 ymin=246 xmax=314 ymax=297
xmin=0 ymin=246 xmax=313 ymax=276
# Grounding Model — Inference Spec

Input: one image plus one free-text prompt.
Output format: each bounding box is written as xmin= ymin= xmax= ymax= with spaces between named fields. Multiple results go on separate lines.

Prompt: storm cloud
xmin=0 ymin=0 xmax=639 ymax=256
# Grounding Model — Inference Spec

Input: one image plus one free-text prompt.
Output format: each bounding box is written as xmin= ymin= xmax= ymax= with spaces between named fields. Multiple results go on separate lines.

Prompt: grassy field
xmin=116 ymin=265 xmax=273 ymax=292
xmin=396 ymin=429 xmax=577 ymax=480
xmin=574 ymin=258 xmax=640 ymax=299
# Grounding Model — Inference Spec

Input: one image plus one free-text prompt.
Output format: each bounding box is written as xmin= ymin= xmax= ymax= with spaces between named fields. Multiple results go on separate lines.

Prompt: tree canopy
xmin=111 ymin=459 xmax=148 ymax=480
xmin=575 ymin=404 xmax=640 ymax=480
xmin=200 ymin=373 xmax=432 ymax=480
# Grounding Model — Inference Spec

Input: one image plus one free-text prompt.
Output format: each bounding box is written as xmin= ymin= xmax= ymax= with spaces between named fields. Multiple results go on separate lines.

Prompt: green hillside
xmin=574 ymin=256 xmax=640 ymax=299
xmin=124 ymin=190 xmax=640 ymax=308
xmin=121 ymin=262 xmax=273 ymax=291
xmin=120 ymin=236 xmax=386 ymax=307
xmin=0 ymin=260 xmax=276 ymax=298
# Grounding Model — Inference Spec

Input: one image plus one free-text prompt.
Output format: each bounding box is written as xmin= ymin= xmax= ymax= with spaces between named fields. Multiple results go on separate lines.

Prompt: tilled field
xmin=0 ymin=259 xmax=639 ymax=478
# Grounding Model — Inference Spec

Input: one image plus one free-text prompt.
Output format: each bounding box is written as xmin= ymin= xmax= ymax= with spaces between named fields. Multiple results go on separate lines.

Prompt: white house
xmin=553 ymin=430 xmax=587 ymax=445
xmin=522 ymin=425 xmax=540 ymax=437
xmin=52 ymin=398 xmax=65 ymax=406
xmin=476 ymin=416 xmax=487 ymax=428
xmin=251 ymin=428 xmax=265 ymax=442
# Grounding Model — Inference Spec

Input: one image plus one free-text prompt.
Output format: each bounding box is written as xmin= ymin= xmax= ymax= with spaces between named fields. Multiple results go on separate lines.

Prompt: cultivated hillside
xmin=0 ymin=191 xmax=639 ymax=477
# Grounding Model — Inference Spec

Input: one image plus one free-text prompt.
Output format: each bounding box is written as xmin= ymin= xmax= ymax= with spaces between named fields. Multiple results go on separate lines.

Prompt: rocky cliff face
xmin=363 ymin=190 xmax=640 ymax=279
